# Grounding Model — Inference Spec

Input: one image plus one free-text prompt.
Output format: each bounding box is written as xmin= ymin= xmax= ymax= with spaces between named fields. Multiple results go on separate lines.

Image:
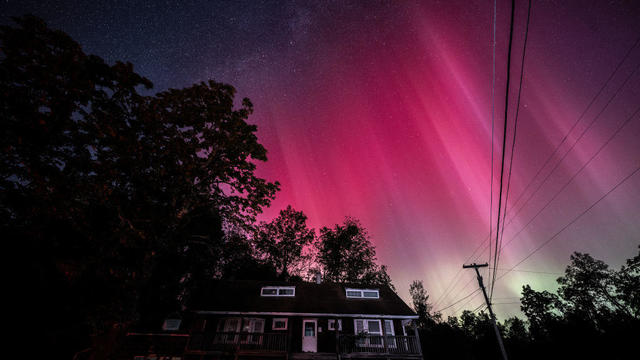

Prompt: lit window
xmin=272 ymin=318 xmax=288 ymax=330
xmin=261 ymin=286 xmax=296 ymax=297
xmin=345 ymin=288 xmax=379 ymax=299
xmin=328 ymin=319 xmax=342 ymax=331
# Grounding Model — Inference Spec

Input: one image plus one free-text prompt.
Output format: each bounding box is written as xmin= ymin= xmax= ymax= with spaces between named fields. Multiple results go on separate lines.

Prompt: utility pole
xmin=463 ymin=263 xmax=508 ymax=360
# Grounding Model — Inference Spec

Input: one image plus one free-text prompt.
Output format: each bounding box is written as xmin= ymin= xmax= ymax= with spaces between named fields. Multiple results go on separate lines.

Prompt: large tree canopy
xmin=255 ymin=205 xmax=316 ymax=279
xmin=318 ymin=217 xmax=394 ymax=289
xmin=1 ymin=15 xmax=278 ymax=358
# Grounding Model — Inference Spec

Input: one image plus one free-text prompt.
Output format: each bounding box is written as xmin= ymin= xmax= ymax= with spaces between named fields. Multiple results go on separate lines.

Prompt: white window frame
xmin=345 ymin=288 xmax=379 ymax=299
xmin=272 ymin=318 xmax=288 ymax=330
xmin=328 ymin=319 xmax=342 ymax=331
xmin=162 ymin=318 xmax=181 ymax=331
xmin=260 ymin=286 xmax=296 ymax=297
xmin=383 ymin=319 xmax=395 ymax=336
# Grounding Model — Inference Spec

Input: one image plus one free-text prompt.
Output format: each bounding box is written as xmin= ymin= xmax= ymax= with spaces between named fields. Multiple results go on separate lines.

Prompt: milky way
xmin=3 ymin=0 xmax=639 ymax=318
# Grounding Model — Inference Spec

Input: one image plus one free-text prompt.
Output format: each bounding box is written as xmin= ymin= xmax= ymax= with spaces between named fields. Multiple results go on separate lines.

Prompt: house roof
xmin=189 ymin=280 xmax=417 ymax=318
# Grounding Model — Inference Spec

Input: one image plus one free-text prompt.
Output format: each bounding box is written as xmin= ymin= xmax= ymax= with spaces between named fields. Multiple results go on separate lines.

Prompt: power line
xmin=434 ymin=288 xmax=481 ymax=313
xmin=451 ymin=107 xmax=637 ymax=306
xmin=435 ymin=253 xmax=496 ymax=310
xmin=488 ymin=0 xmax=498 ymax=290
xmin=472 ymin=302 xmax=487 ymax=313
xmin=453 ymin=288 xmax=484 ymax=315
xmin=491 ymin=0 xmax=517 ymax=304
xmin=499 ymin=155 xmax=640 ymax=281
xmin=434 ymin=274 xmax=478 ymax=311
xmin=436 ymin=8 xmax=639 ymax=315
xmin=492 ymin=297 xmax=522 ymax=300
xmin=432 ymin=233 xmax=492 ymax=308
xmin=501 ymin=35 xmax=640 ymax=230
xmin=432 ymin=267 xmax=470 ymax=308
xmin=458 ymin=37 xmax=640 ymax=283
xmin=491 ymin=268 xmax=562 ymax=276
xmin=499 ymin=103 xmax=640 ymax=256
xmin=492 ymin=302 xmax=521 ymax=306
xmin=480 ymin=102 xmax=639 ymax=298
xmin=492 ymin=0 xmax=533 ymax=300
xmin=433 ymin=230 xmax=498 ymax=308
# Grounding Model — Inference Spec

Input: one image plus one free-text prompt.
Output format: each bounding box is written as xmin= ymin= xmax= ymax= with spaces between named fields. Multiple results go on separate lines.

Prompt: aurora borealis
xmin=3 ymin=0 xmax=638 ymax=319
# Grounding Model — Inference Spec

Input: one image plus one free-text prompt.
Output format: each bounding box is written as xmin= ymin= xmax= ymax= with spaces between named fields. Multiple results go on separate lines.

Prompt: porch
xmin=338 ymin=334 xmax=422 ymax=358
xmin=183 ymin=332 xmax=421 ymax=358
xmin=186 ymin=332 xmax=288 ymax=355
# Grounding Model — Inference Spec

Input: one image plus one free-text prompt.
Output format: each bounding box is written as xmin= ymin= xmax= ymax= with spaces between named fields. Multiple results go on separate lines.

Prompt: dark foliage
xmin=412 ymin=247 xmax=640 ymax=360
xmin=409 ymin=280 xmax=440 ymax=329
xmin=1 ymin=16 xmax=279 ymax=359
xmin=2 ymin=17 xmax=398 ymax=359
xmin=255 ymin=205 xmax=315 ymax=279
xmin=318 ymin=217 xmax=394 ymax=290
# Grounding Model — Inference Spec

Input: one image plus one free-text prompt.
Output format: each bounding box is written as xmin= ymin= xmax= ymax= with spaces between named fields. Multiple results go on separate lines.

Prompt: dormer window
xmin=162 ymin=318 xmax=182 ymax=331
xmin=261 ymin=286 xmax=296 ymax=297
xmin=345 ymin=288 xmax=379 ymax=299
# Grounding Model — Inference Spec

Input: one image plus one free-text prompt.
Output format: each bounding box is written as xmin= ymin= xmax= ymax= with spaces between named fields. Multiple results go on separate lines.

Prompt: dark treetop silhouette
xmin=2 ymin=15 xmax=281 ymax=358
xmin=409 ymin=248 xmax=639 ymax=360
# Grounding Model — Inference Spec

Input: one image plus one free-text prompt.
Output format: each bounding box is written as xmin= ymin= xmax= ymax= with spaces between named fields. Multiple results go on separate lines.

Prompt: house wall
xmin=189 ymin=314 xmax=414 ymax=354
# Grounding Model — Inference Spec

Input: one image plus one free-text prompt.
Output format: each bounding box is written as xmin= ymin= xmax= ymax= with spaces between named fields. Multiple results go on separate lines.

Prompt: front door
xmin=302 ymin=319 xmax=317 ymax=352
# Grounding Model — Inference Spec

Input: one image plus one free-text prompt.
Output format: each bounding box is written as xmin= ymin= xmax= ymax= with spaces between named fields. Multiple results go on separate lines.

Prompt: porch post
xmin=287 ymin=318 xmax=292 ymax=359
xmin=412 ymin=322 xmax=423 ymax=355
xmin=382 ymin=320 xmax=389 ymax=355
xmin=335 ymin=318 xmax=341 ymax=360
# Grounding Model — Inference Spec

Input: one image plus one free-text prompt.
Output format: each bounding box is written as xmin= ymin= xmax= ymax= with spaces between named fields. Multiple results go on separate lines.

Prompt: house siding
xmin=191 ymin=315 xmax=411 ymax=353
xmin=122 ymin=281 xmax=420 ymax=359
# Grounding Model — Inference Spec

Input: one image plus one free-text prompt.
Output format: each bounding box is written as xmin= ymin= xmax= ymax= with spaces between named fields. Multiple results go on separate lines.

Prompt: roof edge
xmin=194 ymin=310 xmax=418 ymax=319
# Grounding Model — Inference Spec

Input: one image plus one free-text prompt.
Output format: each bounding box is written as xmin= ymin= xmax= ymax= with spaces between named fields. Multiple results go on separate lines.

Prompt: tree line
xmin=1 ymin=16 xmax=392 ymax=359
xmin=409 ymin=249 xmax=639 ymax=360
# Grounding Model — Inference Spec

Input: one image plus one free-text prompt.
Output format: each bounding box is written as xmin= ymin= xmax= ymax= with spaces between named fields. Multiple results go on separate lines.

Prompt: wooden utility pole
xmin=463 ymin=263 xmax=508 ymax=360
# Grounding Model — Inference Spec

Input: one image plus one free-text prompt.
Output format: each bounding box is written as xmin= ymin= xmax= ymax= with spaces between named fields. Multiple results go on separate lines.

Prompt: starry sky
xmin=3 ymin=0 xmax=639 ymax=319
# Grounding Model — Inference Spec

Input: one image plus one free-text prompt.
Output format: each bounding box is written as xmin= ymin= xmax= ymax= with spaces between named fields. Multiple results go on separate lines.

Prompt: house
xmin=121 ymin=279 xmax=422 ymax=360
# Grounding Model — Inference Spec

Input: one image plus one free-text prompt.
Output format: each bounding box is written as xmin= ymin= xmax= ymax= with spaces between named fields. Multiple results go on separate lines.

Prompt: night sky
xmin=3 ymin=0 xmax=639 ymax=319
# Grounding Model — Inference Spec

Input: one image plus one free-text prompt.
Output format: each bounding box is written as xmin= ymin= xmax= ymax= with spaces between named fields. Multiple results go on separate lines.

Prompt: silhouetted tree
xmin=519 ymin=248 xmax=640 ymax=359
xmin=409 ymin=280 xmax=440 ymax=328
xmin=502 ymin=316 xmax=529 ymax=359
xmin=255 ymin=205 xmax=315 ymax=279
xmin=502 ymin=316 xmax=528 ymax=341
xmin=411 ymin=249 xmax=640 ymax=360
xmin=1 ymin=16 xmax=279 ymax=358
xmin=558 ymin=252 xmax=634 ymax=322
xmin=318 ymin=217 xmax=394 ymax=290
xmin=520 ymin=285 xmax=560 ymax=339
xmin=614 ymin=245 xmax=640 ymax=318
